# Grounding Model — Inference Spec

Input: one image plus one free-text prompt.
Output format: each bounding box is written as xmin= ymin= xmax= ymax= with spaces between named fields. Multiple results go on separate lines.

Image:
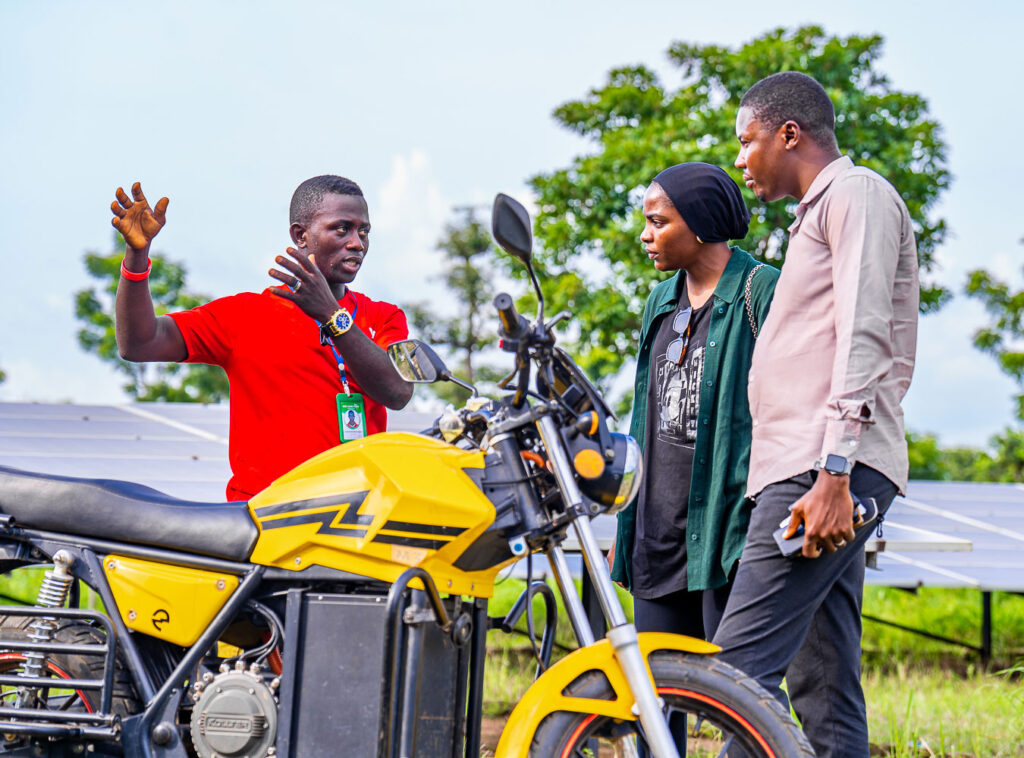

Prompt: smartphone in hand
xmin=772 ymin=494 xmax=878 ymax=557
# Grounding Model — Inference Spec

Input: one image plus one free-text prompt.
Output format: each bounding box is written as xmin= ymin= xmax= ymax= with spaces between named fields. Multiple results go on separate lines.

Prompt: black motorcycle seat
xmin=0 ymin=466 xmax=258 ymax=562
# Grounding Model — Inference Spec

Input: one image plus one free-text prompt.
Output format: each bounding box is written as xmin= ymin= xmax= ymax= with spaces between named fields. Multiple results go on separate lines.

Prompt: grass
xmin=864 ymin=666 xmax=1024 ymax=756
xmin=862 ymin=587 xmax=1024 ymax=669
xmin=0 ymin=566 xmax=103 ymax=610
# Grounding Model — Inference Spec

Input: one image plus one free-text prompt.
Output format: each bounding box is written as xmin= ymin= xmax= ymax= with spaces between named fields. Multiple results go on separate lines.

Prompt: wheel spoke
xmin=612 ymin=735 xmax=640 ymax=758
xmin=715 ymin=733 xmax=735 ymax=758
xmin=566 ymin=702 xmax=772 ymax=758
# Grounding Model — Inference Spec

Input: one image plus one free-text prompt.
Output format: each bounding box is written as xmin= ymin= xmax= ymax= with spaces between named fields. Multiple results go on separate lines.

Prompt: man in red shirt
xmin=112 ymin=176 xmax=413 ymax=500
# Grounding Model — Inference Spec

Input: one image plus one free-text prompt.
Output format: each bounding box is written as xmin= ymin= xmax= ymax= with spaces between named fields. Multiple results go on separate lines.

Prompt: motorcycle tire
xmin=528 ymin=650 xmax=814 ymax=758
xmin=0 ymin=614 xmax=141 ymax=718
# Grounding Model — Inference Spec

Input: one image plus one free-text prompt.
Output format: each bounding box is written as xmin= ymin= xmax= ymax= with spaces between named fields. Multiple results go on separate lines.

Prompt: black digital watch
xmin=814 ymin=453 xmax=853 ymax=476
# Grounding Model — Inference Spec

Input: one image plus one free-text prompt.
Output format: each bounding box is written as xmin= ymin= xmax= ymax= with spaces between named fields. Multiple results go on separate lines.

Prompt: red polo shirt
xmin=169 ymin=288 xmax=408 ymax=500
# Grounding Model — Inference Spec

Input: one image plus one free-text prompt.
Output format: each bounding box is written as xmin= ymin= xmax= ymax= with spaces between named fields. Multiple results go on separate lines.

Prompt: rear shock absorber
xmin=18 ymin=551 xmax=76 ymax=703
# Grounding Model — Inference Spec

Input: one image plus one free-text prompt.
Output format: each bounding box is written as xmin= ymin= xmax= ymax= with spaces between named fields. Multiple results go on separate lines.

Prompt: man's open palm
xmin=111 ymin=182 xmax=169 ymax=252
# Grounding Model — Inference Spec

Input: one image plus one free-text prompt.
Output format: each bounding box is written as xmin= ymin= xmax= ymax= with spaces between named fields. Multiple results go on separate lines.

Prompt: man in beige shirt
xmin=711 ymin=72 xmax=918 ymax=758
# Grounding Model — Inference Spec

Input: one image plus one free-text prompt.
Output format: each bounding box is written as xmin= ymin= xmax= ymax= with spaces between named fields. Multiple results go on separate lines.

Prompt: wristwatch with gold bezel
xmin=321 ymin=308 xmax=354 ymax=339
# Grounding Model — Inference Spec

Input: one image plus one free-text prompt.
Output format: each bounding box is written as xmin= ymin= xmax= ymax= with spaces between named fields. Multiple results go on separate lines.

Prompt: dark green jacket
xmin=612 ymin=247 xmax=778 ymax=592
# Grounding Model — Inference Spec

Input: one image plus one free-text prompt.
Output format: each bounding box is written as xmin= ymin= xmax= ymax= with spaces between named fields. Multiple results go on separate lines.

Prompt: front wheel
xmin=529 ymin=651 xmax=813 ymax=758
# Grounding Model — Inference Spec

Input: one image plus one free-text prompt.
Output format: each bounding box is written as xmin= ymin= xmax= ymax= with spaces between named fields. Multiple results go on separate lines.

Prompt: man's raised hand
xmin=111 ymin=182 xmax=169 ymax=252
xmin=269 ymin=248 xmax=338 ymax=324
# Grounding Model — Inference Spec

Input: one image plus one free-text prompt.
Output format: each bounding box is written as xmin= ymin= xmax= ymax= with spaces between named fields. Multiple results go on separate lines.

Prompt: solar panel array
xmin=871 ymin=481 xmax=1024 ymax=592
xmin=1 ymin=401 xmax=1019 ymax=592
xmin=0 ymin=401 xmax=434 ymax=501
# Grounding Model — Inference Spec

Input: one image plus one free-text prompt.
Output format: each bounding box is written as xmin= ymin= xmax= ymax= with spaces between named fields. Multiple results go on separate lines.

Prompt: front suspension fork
xmin=536 ymin=415 xmax=679 ymax=758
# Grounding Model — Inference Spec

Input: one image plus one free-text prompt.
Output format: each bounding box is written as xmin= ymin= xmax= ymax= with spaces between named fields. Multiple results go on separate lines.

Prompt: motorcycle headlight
xmin=577 ymin=433 xmax=643 ymax=515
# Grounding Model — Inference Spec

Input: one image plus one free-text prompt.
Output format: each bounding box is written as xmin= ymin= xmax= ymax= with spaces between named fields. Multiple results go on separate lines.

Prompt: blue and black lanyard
xmin=317 ymin=303 xmax=358 ymax=395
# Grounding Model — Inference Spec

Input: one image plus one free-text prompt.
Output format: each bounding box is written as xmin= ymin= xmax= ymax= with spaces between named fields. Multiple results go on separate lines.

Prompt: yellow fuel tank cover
xmin=103 ymin=555 xmax=239 ymax=647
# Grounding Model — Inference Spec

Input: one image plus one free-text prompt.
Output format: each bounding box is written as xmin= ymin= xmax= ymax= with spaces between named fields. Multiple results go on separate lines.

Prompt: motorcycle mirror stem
xmin=439 ymin=369 xmax=478 ymax=398
xmin=525 ymin=261 xmax=545 ymax=326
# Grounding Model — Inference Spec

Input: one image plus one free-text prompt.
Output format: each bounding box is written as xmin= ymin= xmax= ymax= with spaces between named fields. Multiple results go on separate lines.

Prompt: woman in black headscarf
xmin=610 ymin=163 xmax=778 ymax=646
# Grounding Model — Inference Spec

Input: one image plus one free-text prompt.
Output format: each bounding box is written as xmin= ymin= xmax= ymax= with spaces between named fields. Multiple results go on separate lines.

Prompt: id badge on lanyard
xmin=322 ymin=306 xmax=367 ymax=443
xmin=336 ymin=392 xmax=366 ymax=442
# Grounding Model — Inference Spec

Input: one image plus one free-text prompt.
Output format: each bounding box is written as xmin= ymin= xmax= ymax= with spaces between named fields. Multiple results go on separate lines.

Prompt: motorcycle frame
xmin=0 ymin=525 xmax=261 ymax=757
xmin=0 ymin=526 xmax=500 ymax=758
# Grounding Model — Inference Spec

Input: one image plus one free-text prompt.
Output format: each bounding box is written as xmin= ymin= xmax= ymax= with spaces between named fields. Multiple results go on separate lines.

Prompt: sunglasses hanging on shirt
xmin=666 ymin=306 xmax=694 ymax=366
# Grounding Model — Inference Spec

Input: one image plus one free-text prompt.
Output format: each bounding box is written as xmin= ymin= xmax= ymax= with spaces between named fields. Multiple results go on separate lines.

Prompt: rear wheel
xmin=0 ymin=614 xmax=140 ymax=718
xmin=529 ymin=651 xmax=813 ymax=758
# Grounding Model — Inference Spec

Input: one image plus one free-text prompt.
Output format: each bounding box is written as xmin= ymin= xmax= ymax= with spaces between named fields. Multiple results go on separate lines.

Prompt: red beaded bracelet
xmin=120 ymin=259 xmax=152 ymax=281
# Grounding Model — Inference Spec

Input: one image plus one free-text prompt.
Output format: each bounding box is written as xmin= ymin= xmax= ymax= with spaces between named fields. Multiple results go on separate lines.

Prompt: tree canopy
xmin=906 ymin=240 xmax=1024 ymax=483
xmin=75 ymin=235 xmax=228 ymax=403
xmin=525 ymin=25 xmax=950 ymax=382
xmin=907 ymin=429 xmax=1024 ymax=484
xmin=965 ymin=255 xmax=1024 ymax=421
xmin=405 ymin=208 xmax=507 ymax=405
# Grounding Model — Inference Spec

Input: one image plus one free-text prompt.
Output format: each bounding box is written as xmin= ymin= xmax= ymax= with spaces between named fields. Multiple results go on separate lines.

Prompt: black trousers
xmin=712 ymin=465 xmax=898 ymax=758
xmin=633 ymin=580 xmax=734 ymax=642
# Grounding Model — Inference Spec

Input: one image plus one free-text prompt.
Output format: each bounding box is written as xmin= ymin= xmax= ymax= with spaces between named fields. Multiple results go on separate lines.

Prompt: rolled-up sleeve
xmin=819 ymin=175 xmax=902 ymax=462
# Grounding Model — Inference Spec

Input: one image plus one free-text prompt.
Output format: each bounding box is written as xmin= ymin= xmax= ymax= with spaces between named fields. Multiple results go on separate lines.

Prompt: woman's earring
xmin=696 ymin=235 xmax=704 ymax=244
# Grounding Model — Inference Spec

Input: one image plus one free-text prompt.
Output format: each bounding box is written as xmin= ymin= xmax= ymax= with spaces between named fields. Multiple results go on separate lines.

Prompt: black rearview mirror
xmin=491 ymin=193 xmax=533 ymax=264
xmin=387 ymin=340 xmax=448 ymax=383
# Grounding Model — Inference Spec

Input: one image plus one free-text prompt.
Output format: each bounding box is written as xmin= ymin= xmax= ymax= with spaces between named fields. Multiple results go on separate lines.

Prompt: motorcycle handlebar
xmin=494 ymin=293 xmax=528 ymax=341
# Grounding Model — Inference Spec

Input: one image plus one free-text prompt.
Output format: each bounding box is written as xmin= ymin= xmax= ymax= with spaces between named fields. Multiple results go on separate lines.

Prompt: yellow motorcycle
xmin=0 ymin=195 xmax=812 ymax=757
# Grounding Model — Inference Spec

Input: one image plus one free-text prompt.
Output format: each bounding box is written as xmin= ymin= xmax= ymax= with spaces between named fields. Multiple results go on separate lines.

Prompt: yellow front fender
xmin=495 ymin=632 xmax=719 ymax=757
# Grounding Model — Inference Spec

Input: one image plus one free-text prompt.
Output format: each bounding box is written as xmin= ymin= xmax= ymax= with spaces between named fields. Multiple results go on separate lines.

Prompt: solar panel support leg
xmin=981 ymin=591 xmax=992 ymax=666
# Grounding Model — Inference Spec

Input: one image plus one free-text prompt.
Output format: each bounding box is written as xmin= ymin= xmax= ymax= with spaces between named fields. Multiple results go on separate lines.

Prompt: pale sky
xmin=1 ymin=0 xmax=1021 ymax=448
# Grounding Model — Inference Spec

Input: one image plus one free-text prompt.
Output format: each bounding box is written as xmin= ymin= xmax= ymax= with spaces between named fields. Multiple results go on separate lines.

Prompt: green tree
xmin=906 ymin=430 xmax=954 ymax=481
xmin=976 ymin=428 xmax=1024 ymax=482
xmin=907 ymin=431 xmax=986 ymax=481
xmin=406 ymin=207 xmax=506 ymax=406
xmin=75 ymin=234 xmax=228 ymax=402
xmin=907 ymin=429 xmax=1024 ymax=483
xmin=965 ymin=256 xmax=1024 ymax=421
xmin=525 ymin=25 xmax=950 ymax=382
xmin=959 ymin=243 xmax=1024 ymax=481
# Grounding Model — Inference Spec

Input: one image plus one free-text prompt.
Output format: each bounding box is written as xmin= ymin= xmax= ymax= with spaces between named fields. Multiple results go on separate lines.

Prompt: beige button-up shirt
xmin=746 ymin=156 xmax=919 ymax=497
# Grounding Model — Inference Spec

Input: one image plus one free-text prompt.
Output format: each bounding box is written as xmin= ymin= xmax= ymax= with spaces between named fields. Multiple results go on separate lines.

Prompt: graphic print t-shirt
xmin=631 ymin=290 xmax=712 ymax=598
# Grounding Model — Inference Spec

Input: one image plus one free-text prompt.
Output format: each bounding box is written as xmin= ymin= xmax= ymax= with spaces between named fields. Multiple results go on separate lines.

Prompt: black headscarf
xmin=651 ymin=162 xmax=749 ymax=243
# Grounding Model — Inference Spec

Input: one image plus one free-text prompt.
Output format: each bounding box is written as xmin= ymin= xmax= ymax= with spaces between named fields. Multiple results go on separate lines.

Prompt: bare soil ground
xmin=480 ymin=716 xmax=507 ymax=755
